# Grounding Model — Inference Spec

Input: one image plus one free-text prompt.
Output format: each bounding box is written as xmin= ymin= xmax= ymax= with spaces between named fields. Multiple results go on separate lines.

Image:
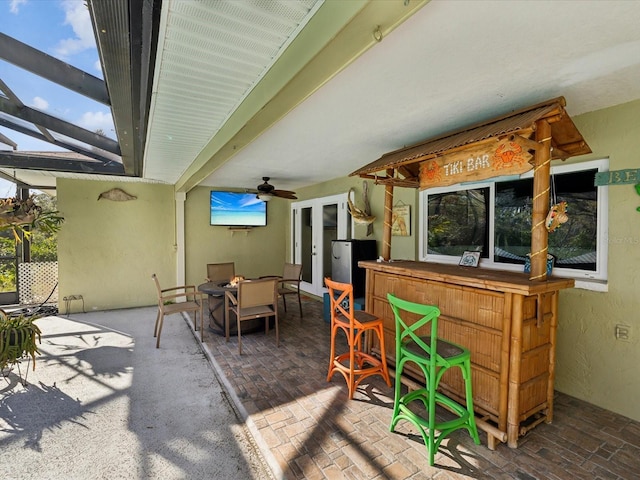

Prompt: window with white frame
xmin=419 ymin=159 xmax=608 ymax=281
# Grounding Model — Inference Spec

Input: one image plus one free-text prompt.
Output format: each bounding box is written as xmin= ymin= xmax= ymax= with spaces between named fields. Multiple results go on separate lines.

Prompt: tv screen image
xmin=210 ymin=191 xmax=267 ymax=226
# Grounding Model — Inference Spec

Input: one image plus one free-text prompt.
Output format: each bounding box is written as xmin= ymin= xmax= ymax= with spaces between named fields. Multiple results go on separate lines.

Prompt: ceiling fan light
xmin=257 ymin=193 xmax=273 ymax=202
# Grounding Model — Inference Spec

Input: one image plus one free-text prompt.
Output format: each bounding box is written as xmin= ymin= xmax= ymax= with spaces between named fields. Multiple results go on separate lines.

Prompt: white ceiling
xmin=194 ymin=0 xmax=640 ymax=194
xmin=17 ymin=0 xmax=640 ymax=195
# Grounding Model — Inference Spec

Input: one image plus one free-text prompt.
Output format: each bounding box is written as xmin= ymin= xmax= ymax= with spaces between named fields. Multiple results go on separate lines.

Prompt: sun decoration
xmin=0 ymin=196 xmax=64 ymax=242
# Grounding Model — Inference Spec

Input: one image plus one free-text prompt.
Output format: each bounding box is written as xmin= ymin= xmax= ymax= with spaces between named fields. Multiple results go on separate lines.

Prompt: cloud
xmin=94 ymin=59 xmax=103 ymax=74
xmin=9 ymin=0 xmax=27 ymax=14
xmin=32 ymin=97 xmax=49 ymax=110
xmin=53 ymin=0 xmax=95 ymax=58
xmin=79 ymin=111 xmax=114 ymax=135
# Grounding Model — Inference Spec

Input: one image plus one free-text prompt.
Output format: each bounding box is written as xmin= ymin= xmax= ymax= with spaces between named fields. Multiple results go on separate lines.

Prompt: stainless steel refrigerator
xmin=330 ymin=239 xmax=377 ymax=298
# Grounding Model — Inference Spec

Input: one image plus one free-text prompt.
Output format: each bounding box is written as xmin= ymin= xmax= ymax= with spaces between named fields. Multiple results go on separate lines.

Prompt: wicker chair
xmin=151 ymin=274 xmax=204 ymax=348
xmin=387 ymin=293 xmax=480 ymax=465
xmin=224 ymin=278 xmax=279 ymax=354
xmin=324 ymin=277 xmax=391 ymax=399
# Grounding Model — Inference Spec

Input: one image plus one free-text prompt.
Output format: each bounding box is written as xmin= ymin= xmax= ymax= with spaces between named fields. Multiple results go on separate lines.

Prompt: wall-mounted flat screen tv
xmin=210 ymin=191 xmax=267 ymax=227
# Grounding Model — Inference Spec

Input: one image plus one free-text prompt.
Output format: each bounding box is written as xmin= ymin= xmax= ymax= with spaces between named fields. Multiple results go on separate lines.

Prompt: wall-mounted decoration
xmin=391 ymin=204 xmax=410 ymax=236
xmin=594 ymin=168 xmax=639 ymax=186
xmin=459 ymin=250 xmax=480 ymax=267
xmin=347 ymin=187 xmax=375 ymax=225
xmin=97 ymin=188 xmax=137 ymax=201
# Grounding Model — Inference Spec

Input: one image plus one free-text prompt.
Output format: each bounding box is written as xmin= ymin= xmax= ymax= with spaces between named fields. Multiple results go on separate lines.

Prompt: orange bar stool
xmin=387 ymin=293 xmax=480 ymax=466
xmin=324 ymin=277 xmax=391 ymax=399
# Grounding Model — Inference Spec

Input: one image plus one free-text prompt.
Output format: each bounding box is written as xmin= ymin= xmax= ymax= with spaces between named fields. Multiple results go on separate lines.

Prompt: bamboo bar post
xmin=382 ymin=168 xmax=394 ymax=261
xmin=507 ymin=294 xmax=524 ymax=447
xmin=530 ymin=119 xmax=552 ymax=281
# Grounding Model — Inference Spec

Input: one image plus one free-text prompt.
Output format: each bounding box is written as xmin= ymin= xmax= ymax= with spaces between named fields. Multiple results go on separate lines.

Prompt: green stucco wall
xmin=57 ymin=179 xmax=176 ymax=312
xmin=52 ymin=99 xmax=640 ymax=422
xmin=183 ymin=186 xmax=289 ymax=285
xmin=295 ymin=175 xmax=418 ymax=261
xmin=554 ymin=100 xmax=640 ymax=421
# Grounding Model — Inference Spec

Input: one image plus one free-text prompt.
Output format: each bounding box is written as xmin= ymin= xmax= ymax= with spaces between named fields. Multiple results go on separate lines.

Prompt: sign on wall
xmin=594 ymin=168 xmax=640 ymax=186
xmin=419 ymin=137 xmax=534 ymax=189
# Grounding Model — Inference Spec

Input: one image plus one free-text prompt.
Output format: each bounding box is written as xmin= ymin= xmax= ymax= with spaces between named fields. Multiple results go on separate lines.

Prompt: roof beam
xmin=88 ymin=0 xmax=161 ymax=176
xmin=0 ymin=96 xmax=120 ymax=155
xmin=0 ymin=77 xmax=55 ymax=142
xmin=0 ymin=152 xmax=125 ymax=175
xmin=0 ymin=116 xmax=121 ymax=164
xmin=0 ymin=32 xmax=110 ymax=106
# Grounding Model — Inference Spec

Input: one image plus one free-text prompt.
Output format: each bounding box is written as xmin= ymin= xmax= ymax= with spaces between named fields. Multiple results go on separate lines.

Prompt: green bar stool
xmin=387 ymin=293 xmax=480 ymax=466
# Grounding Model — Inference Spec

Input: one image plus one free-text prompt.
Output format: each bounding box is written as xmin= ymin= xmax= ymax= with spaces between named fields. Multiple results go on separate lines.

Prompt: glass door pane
xmin=300 ymin=206 xmax=313 ymax=284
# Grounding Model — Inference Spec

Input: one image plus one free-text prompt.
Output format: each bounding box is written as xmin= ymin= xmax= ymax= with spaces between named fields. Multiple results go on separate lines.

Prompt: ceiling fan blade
xmin=273 ymin=190 xmax=297 ymax=199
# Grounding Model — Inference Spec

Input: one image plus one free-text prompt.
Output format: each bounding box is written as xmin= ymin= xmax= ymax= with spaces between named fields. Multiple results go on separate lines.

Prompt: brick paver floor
xmin=199 ymin=295 xmax=640 ymax=479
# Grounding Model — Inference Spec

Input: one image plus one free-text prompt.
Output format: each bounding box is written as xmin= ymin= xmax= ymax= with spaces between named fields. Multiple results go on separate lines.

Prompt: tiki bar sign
xmin=419 ymin=137 xmax=534 ymax=188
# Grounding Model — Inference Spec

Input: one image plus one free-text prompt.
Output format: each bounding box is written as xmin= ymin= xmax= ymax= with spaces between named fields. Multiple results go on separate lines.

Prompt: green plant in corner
xmin=0 ymin=310 xmax=42 ymax=374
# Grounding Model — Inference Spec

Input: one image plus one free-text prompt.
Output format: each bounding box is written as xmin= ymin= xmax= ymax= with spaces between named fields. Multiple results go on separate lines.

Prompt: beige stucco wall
xmin=57 ymin=179 xmax=176 ymax=312
xmin=554 ymin=100 xmax=640 ymax=421
xmin=183 ymin=186 xmax=289 ymax=286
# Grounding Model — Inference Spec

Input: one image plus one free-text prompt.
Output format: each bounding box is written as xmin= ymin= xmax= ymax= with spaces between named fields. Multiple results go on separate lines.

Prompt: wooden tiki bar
xmin=350 ymin=97 xmax=591 ymax=448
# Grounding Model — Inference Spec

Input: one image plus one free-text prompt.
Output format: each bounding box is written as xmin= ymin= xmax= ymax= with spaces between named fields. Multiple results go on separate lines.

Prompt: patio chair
xmin=206 ymin=262 xmax=235 ymax=284
xmin=386 ymin=293 xmax=480 ymax=465
xmin=225 ymin=278 xmax=279 ymax=354
xmin=324 ymin=277 xmax=391 ymax=399
xmin=151 ymin=274 xmax=204 ymax=348
xmin=278 ymin=263 xmax=303 ymax=317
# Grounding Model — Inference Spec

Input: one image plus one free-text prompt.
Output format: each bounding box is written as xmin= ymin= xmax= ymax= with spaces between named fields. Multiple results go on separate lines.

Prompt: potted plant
xmin=0 ymin=195 xmax=64 ymax=242
xmin=0 ymin=310 xmax=42 ymax=375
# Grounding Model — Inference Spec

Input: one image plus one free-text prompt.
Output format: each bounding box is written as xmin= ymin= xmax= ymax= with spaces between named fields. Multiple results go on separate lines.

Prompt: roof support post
xmin=382 ymin=169 xmax=394 ymax=261
xmin=529 ymin=119 xmax=552 ymax=281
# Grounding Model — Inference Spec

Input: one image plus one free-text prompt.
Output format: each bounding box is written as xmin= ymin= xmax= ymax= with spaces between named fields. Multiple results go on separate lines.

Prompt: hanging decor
xmin=545 ymin=175 xmax=568 ymax=233
xmin=347 ymin=188 xmax=375 ymax=225
xmin=362 ymin=181 xmax=374 ymax=236
xmin=545 ymin=202 xmax=568 ymax=232
xmin=0 ymin=196 xmax=64 ymax=242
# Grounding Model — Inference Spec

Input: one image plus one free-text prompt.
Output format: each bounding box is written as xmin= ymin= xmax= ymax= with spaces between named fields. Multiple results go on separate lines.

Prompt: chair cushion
xmin=404 ymin=336 xmax=465 ymax=359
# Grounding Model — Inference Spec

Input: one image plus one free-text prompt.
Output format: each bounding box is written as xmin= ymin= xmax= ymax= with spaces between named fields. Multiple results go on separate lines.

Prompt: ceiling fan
xmin=255 ymin=177 xmax=297 ymax=201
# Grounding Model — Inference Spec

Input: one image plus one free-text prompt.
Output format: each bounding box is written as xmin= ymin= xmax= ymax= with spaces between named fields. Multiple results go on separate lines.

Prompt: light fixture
xmin=257 ymin=193 xmax=273 ymax=202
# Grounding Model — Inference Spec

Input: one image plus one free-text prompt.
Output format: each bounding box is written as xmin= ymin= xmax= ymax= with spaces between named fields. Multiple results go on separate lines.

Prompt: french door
xmin=291 ymin=193 xmax=350 ymax=296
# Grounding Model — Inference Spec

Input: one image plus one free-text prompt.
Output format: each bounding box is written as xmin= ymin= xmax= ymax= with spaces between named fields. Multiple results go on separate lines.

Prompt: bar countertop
xmin=358 ymin=260 xmax=575 ymax=296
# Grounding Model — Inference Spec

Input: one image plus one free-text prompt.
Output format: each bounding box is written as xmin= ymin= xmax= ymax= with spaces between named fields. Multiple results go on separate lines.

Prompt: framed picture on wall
xmin=392 ymin=204 xmax=410 ymax=236
xmin=459 ymin=250 xmax=480 ymax=267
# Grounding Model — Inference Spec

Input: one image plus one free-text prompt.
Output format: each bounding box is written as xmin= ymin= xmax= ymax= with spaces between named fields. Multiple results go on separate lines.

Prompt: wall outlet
xmin=615 ymin=324 xmax=631 ymax=342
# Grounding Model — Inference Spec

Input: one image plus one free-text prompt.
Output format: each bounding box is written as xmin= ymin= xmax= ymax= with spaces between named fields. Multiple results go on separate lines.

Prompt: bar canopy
xmin=350 ymin=96 xmax=591 ymax=187
xmin=350 ymin=96 xmax=591 ymax=281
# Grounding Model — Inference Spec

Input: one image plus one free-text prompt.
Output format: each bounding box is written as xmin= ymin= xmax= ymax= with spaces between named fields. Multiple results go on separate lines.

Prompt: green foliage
xmin=0 ymin=311 xmax=42 ymax=371
xmin=0 ymin=194 xmax=64 ymax=242
xmin=0 ymin=193 xmax=61 ymax=292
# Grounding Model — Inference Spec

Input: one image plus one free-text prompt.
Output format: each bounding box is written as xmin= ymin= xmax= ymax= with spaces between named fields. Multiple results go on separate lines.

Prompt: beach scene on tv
xmin=210 ymin=191 xmax=267 ymax=226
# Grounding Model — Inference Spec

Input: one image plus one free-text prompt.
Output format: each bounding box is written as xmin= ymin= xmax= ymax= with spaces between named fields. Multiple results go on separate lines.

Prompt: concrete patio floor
xmin=0 ymin=307 xmax=273 ymax=480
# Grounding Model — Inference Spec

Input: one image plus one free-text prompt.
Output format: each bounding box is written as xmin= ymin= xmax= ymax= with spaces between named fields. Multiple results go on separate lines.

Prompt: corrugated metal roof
xmin=350 ymin=96 xmax=591 ymax=183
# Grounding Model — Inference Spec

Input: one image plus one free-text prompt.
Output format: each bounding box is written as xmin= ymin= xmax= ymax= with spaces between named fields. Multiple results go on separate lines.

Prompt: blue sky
xmin=1 ymin=0 xmax=114 ymax=195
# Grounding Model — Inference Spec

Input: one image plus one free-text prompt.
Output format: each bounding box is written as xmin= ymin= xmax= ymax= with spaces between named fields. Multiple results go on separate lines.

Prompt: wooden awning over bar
xmin=350 ymin=96 xmax=591 ymax=281
xmin=350 ymin=96 xmax=591 ymax=188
